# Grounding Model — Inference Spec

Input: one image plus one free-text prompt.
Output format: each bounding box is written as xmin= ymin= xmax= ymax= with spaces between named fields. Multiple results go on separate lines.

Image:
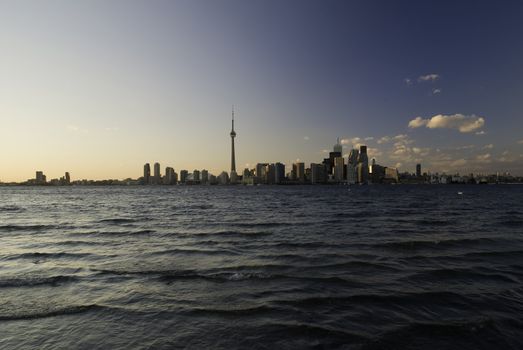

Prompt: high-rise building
xmin=334 ymin=156 xmax=345 ymax=182
xmin=143 ymin=163 xmax=151 ymax=184
xmin=347 ymin=164 xmax=357 ymax=184
xmin=333 ymin=137 xmax=343 ymax=153
xmin=266 ymin=164 xmax=276 ymax=184
xmin=201 ymin=169 xmax=209 ymax=184
xmin=256 ymin=163 xmax=268 ymax=184
xmin=65 ymin=172 xmax=70 ymax=184
xmin=164 ymin=167 xmax=176 ymax=185
xmin=416 ymin=164 xmax=422 ymax=177
xmin=230 ymin=106 xmax=236 ymax=177
xmin=218 ymin=171 xmax=229 ymax=185
xmin=295 ymin=162 xmax=305 ymax=183
xmin=357 ymin=145 xmax=369 ymax=183
xmin=35 ymin=171 xmax=46 ymax=185
xmin=348 ymin=149 xmax=359 ymax=165
xmin=311 ymin=163 xmax=326 ymax=184
xmin=193 ymin=170 xmax=200 ymax=182
xmin=180 ymin=170 xmax=188 ymax=184
xmin=275 ymin=163 xmax=285 ymax=184
xmin=154 ymin=162 xmax=161 ymax=185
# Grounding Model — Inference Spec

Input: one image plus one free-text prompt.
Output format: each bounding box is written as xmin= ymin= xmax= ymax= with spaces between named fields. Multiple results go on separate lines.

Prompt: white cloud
xmin=341 ymin=137 xmax=365 ymax=149
xmin=476 ymin=131 xmax=486 ymax=135
xmin=377 ymin=136 xmax=391 ymax=144
xmin=404 ymin=78 xmax=412 ymax=86
xmin=483 ymin=144 xmax=494 ymax=149
xmin=432 ymin=88 xmax=441 ymax=95
xmin=456 ymin=145 xmax=475 ymax=150
xmin=368 ymin=148 xmax=382 ymax=159
xmin=418 ymin=74 xmax=439 ymax=82
xmin=408 ymin=117 xmax=428 ymax=129
xmin=365 ymin=137 xmax=374 ymax=141
xmin=476 ymin=153 xmax=491 ymax=163
xmin=408 ymin=114 xmax=485 ymax=133
xmin=303 ymin=136 xmax=310 ymax=141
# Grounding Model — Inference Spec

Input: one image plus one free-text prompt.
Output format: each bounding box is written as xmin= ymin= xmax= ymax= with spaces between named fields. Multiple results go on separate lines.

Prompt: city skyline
xmin=1 ymin=1 xmax=523 ymax=182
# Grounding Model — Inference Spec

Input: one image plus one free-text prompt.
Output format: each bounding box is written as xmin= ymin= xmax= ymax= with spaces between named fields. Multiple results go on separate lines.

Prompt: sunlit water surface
xmin=1 ymin=185 xmax=522 ymax=349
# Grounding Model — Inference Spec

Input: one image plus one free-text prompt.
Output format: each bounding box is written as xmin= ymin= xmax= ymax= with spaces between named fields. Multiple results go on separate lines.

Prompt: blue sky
xmin=1 ymin=0 xmax=522 ymax=181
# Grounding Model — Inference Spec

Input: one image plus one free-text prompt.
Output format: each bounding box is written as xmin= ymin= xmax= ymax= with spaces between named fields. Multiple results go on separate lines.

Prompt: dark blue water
xmin=1 ymin=185 xmax=522 ymax=349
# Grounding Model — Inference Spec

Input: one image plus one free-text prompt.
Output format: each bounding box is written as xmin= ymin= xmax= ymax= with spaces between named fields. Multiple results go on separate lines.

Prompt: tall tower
xmin=230 ymin=106 xmax=236 ymax=175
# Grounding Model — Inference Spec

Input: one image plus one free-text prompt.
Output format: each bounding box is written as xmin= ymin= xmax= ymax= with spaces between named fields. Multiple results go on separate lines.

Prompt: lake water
xmin=1 ymin=185 xmax=522 ymax=349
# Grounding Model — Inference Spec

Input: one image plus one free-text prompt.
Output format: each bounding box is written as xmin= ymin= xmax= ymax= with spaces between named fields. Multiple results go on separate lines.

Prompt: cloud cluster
xmin=418 ymin=74 xmax=439 ymax=82
xmin=408 ymin=114 xmax=485 ymax=133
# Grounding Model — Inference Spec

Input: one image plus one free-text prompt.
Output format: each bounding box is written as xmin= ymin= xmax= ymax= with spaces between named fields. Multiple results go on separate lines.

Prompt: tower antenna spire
xmin=230 ymin=105 xmax=237 ymax=176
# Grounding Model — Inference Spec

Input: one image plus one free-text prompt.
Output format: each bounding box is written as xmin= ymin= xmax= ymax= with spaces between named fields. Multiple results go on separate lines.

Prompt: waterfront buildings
xmin=35 ymin=171 xmax=46 ymax=185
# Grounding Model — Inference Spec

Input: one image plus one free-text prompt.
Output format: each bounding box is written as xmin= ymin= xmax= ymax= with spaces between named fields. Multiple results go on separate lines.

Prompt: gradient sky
xmin=1 ymin=0 xmax=523 ymax=181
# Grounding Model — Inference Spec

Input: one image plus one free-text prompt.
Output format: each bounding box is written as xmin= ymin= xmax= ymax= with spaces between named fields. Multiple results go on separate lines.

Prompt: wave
xmin=0 ymin=275 xmax=79 ymax=288
xmin=149 ymin=248 xmax=241 ymax=256
xmin=361 ymin=317 xmax=512 ymax=350
xmin=402 ymin=268 xmax=520 ymax=284
xmin=0 ymin=205 xmax=25 ymax=212
xmin=91 ymin=267 xmax=359 ymax=285
xmin=413 ymin=218 xmax=454 ymax=226
xmin=2 ymin=252 xmax=92 ymax=261
xmin=248 ymin=322 xmax=368 ymax=344
xmin=98 ymin=218 xmax=137 ymax=224
xmin=372 ymin=237 xmax=502 ymax=251
xmin=191 ymin=230 xmax=273 ymax=238
xmin=0 ymin=224 xmax=55 ymax=232
xmin=69 ymin=229 xmax=156 ymax=236
xmin=232 ymin=222 xmax=299 ymax=228
xmin=277 ymin=291 xmax=470 ymax=309
xmin=0 ymin=304 xmax=105 ymax=321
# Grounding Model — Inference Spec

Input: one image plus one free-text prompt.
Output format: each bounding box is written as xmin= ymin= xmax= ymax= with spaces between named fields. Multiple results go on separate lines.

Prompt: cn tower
xmin=230 ymin=106 xmax=236 ymax=175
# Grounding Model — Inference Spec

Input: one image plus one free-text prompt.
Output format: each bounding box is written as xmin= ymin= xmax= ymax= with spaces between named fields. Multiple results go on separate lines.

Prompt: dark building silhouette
xmin=143 ymin=164 xmax=151 ymax=184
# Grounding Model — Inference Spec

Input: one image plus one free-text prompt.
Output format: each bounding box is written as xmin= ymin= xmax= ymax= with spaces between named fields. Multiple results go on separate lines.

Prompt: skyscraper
xmin=193 ymin=170 xmax=200 ymax=182
xmin=311 ymin=163 xmax=326 ymax=184
xmin=416 ymin=163 xmax=422 ymax=177
xmin=333 ymin=137 xmax=342 ymax=153
xmin=143 ymin=163 xmax=151 ymax=185
xmin=180 ymin=170 xmax=188 ymax=184
xmin=201 ymin=169 xmax=209 ymax=184
xmin=35 ymin=171 xmax=46 ymax=185
xmin=230 ymin=106 xmax=236 ymax=177
xmin=275 ymin=163 xmax=285 ymax=184
xmin=295 ymin=162 xmax=305 ymax=183
xmin=348 ymin=149 xmax=359 ymax=165
xmin=357 ymin=145 xmax=369 ymax=184
xmin=154 ymin=162 xmax=161 ymax=184
xmin=334 ymin=156 xmax=345 ymax=182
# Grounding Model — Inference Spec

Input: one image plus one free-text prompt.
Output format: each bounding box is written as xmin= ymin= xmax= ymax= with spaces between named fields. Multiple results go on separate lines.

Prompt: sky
xmin=1 ymin=0 xmax=523 ymax=181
